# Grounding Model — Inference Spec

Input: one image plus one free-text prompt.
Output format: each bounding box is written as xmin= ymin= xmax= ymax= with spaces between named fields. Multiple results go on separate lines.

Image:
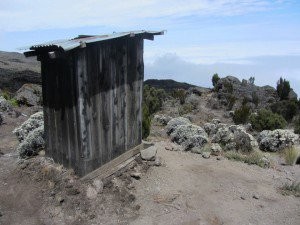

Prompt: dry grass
xmin=225 ymin=151 xmax=269 ymax=168
xmin=283 ymin=146 xmax=299 ymax=166
xmin=280 ymin=182 xmax=300 ymax=197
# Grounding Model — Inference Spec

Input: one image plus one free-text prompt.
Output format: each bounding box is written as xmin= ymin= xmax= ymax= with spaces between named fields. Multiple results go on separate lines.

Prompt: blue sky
xmin=0 ymin=0 xmax=299 ymax=94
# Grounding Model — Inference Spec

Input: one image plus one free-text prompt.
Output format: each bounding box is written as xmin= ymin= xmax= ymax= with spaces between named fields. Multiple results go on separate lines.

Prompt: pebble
xmin=253 ymin=194 xmax=260 ymax=200
xmin=130 ymin=172 xmax=142 ymax=180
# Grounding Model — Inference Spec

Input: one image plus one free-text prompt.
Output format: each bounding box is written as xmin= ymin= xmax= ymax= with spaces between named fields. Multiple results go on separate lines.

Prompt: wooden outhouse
xmin=24 ymin=31 xmax=163 ymax=176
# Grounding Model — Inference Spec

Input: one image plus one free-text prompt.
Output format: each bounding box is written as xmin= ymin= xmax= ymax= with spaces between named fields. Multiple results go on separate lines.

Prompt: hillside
xmin=144 ymin=79 xmax=197 ymax=92
xmin=0 ymin=51 xmax=41 ymax=92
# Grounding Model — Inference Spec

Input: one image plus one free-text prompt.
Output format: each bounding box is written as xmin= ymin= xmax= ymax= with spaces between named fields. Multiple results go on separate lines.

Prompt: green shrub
xmin=223 ymin=81 xmax=233 ymax=94
xmin=178 ymin=103 xmax=193 ymax=115
xmin=280 ymin=182 xmax=300 ymax=197
xmin=294 ymin=116 xmax=300 ymax=134
xmin=212 ymin=73 xmax=220 ymax=87
xmin=9 ymin=98 xmax=19 ymax=107
xmin=270 ymin=100 xmax=298 ymax=121
xmin=233 ymin=105 xmax=251 ymax=124
xmin=249 ymin=109 xmax=287 ymax=131
xmin=142 ymin=85 xmax=167 ymax=139
xmin=142 ymin=104 xmax=151 ymax=138
xmin=172 ymin=89 xmax=186 ymax=105
xmin=1 ymin=90 xmax=11 ymax=100
xmin=283 ymin=146 xmax=298 ymax=166
xmin=252 ymin=92 xmax=259 ymax=106
xmin=277 ymin=77 xmax=291 ymax=100
xmin=226 ymin=94 xmax=236 ymax=110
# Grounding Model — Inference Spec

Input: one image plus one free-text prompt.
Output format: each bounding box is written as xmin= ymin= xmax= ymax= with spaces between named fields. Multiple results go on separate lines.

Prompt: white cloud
xmin=144 ymin=40 xmax=300 ymax=64
xmin=0 ymin=0 xmax=288 ymax=32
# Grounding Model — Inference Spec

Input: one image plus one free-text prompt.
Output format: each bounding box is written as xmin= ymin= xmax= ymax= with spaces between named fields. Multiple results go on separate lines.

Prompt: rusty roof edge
xmin=23 ymin=30 xmax=164 ymax=56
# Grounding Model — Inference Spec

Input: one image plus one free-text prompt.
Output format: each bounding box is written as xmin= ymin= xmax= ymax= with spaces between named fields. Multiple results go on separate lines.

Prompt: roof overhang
xmin=23 ymin=30 xmax=164 ymax=58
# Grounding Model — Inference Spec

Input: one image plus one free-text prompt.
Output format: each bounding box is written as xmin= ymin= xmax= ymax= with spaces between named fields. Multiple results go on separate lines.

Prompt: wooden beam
xmin=80 ymin=143 xmax=143 ymax=181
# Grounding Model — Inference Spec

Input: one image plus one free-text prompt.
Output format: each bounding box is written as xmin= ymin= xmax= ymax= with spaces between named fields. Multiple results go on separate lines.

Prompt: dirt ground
xmin=0 ymin=104 xmax=299 ymax=225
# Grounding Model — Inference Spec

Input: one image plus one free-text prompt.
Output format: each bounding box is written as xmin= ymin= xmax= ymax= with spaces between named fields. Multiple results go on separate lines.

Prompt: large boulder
xmin=257 ymin=129 xmax=299 ymax=152
xmin=13 ymin=111 xmax=44 ymax=142
xmin=0 ymin=96 xmax=12 ymax=111
xmin=15 ymin=84 xmax=42 ymax=106
xmin=169 ymin=124 xmax=208 ymax=150
xmin=166 ymin=117 xmax=190 ymax=135
xmin=215 ymin=76 xmax=279 ymax=110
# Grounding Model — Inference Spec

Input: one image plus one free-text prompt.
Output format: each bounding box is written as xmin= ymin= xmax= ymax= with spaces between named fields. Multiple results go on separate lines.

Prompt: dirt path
xmin=0 ymin=111 xmax=299 ymax=225
xmin=132 ymin=142 xmax=300 ymax=225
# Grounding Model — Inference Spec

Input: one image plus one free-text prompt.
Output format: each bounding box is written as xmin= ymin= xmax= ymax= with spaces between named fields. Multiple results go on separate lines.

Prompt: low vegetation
xmin=294 ymin=116 xmax=300 ymax=134
xmin=249 ymin=109 xmax=287 ymax=131
xmin=283 ymin=146 xmax=299 ymax=166
xmin=178 ymin=103 xmax=194 ymax=115
xmin=212 ymin=73 xmax=220 ymax=87
xmin=171 ymin=89 xmax=186 ymax=105
xmin=142 ymin=85 xmax=167 ymax=138
xmin=271 ymin=100 xmax=298 ymax=122
xmin=276 ymin=77 xmax=291 ymax=100
xmin=224 ymin=151 xmax=269 ymax=168
xmin=280 ymin=182 xmax=300 ymax=197
xmin=233 ymin=105 xmax=251 ymax=124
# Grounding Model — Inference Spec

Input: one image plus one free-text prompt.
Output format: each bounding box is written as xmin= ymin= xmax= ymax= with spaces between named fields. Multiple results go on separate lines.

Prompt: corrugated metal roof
xmin=23 ymin=30 xmax=164 ymax=55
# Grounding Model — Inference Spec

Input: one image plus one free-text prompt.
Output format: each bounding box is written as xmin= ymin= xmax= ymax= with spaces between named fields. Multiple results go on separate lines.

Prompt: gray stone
xmin=288 ymin=89 xmax=298 ymax=100
xmin=130 ymin=172 xmax=142 ymax=180
xmin=140 ymin=146 xmax=157 ymax=161
xmin=216 ymin=76 xmax=279 ymax=110
xmin=15 ymin=83 xmax=42 ymax=106
xmin=257 ymin=129 xmax=299 ymax=152
xmin=166 ymin=117 xmax=190 ymax=135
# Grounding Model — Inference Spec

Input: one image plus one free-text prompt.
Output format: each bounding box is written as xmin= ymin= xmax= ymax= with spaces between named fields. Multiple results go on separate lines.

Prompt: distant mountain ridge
xmin=0 ymin=51 xmax=41 ymax=92
xmin=144 ymin=79 xmax=196 ymax=92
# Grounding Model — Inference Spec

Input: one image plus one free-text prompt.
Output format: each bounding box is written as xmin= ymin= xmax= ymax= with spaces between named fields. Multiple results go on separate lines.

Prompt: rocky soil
xmin=0 ymin=65 xmax=299 ymax=225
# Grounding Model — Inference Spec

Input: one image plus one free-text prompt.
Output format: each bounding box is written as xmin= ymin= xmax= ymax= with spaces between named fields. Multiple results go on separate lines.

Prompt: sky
xmin=0 ymin=0 xmax=299 ymax=94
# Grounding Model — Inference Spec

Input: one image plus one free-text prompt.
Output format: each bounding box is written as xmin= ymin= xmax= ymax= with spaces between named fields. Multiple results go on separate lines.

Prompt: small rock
xmin=93 ymin=179 xmax=103 ymax=194
xmin=66 ymin=187 xmax=80 ymax=196
xmin=240 ymin=196 xmax=246 ymax=200
xmin=86 ymin=186 xmax=98 ymax=199
xmin=253 ymin=194 xmax=259 ymax=200
xmin=127 ymin=183 xmax=135 ymax=190
xmin=56 ymin=195 xmax=64 ymax=204
xmin=216 ymin=156 xmax=222 ymax=161
xmin=165 ymin=146 xmax=173 ymax=151
xmin=130 ymin=172 xmax=141 ymax=180
xmin=140 ymin=146 xmax=157 ymax=161
xmin=154 ymin=157 xmax=162 ymax=166
xmin=202 ymin=152 xmax=211 ymax=159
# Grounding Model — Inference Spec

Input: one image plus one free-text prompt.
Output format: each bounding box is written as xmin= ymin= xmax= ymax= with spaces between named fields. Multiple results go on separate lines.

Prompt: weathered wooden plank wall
xmin=41 ymin=37 xmax=144 ymax=176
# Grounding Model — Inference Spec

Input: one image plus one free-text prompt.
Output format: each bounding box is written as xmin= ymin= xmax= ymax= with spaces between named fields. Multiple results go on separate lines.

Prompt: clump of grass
xmin=9 ymin=98 xmax=19 ymax=107
xmin=280 ymin=182 xmax=300 ymax=197
xmin=225 ymin=151 xmax=268 ymax=168
xmin=283 ymin=146 xmax=299 ymax=166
